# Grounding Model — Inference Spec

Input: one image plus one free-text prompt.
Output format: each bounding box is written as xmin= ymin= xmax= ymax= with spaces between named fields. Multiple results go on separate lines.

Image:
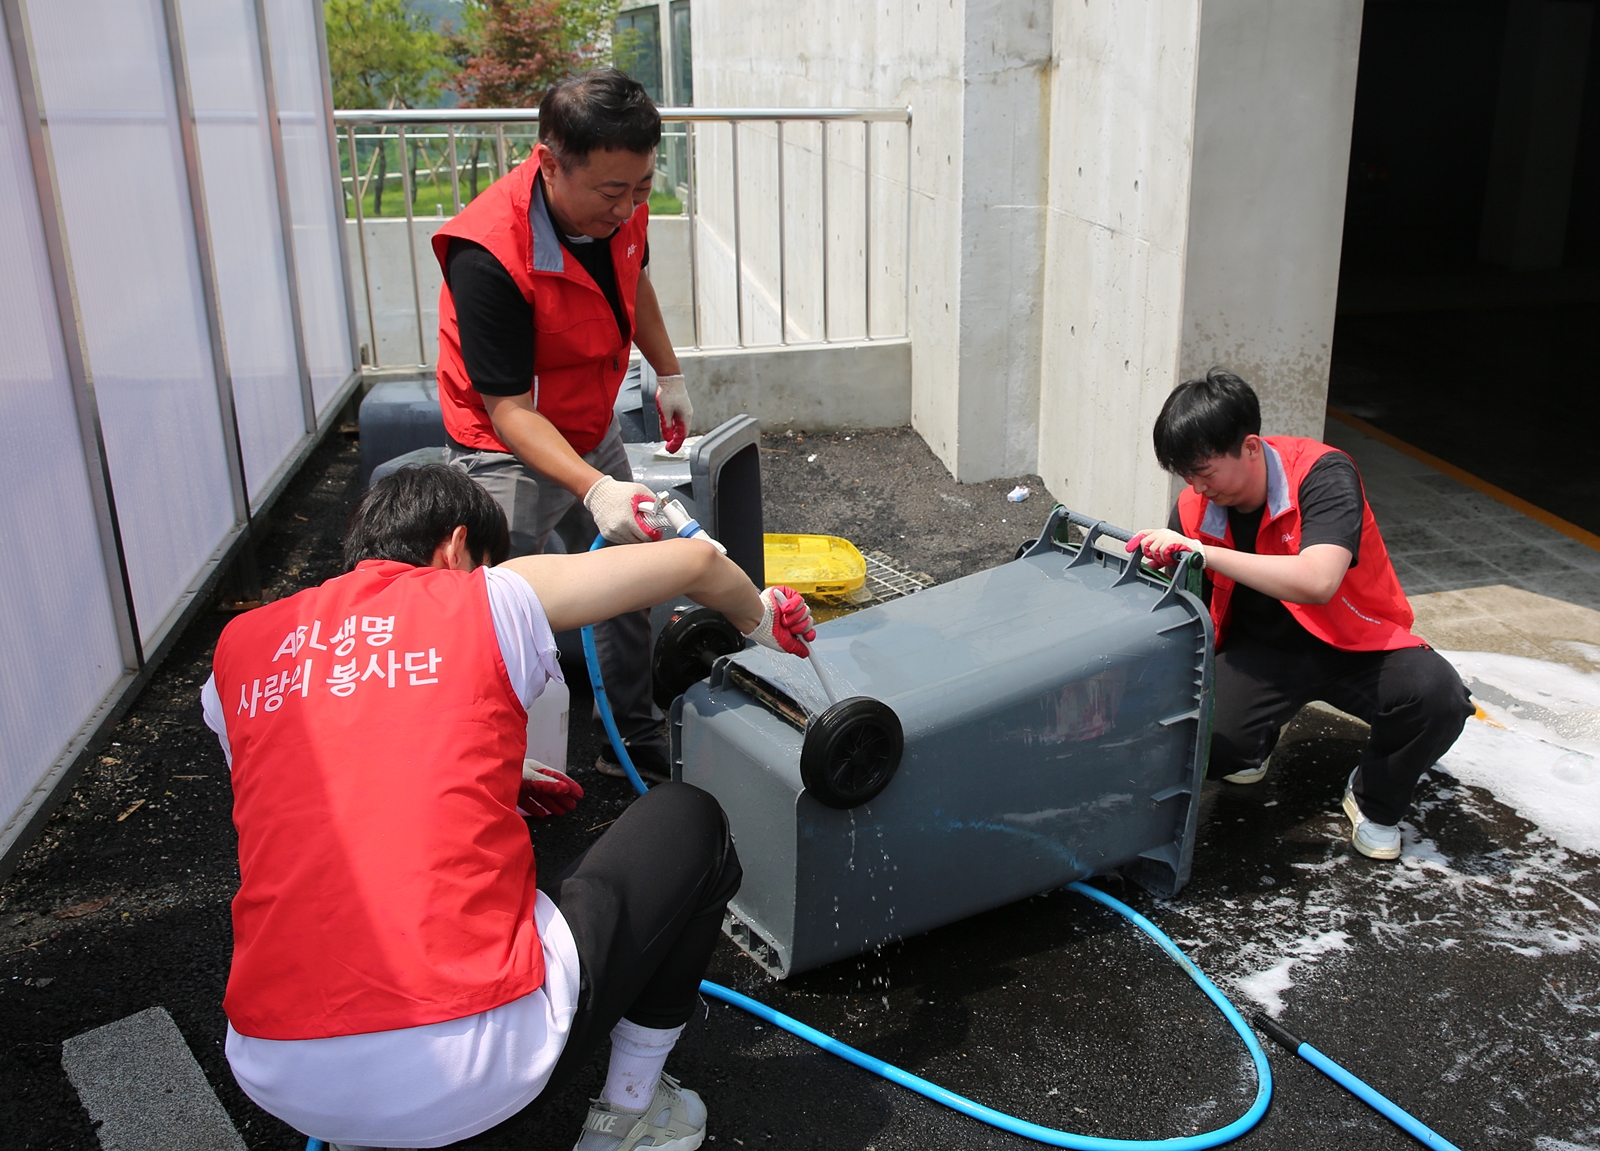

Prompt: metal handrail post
xmin=731 ymin=121 xmax=744 ymax=348
xmin=821 ymin=121 xmax=829 ymax=343
xmin=684 ymin=120 xmax=701 ymax=349
xmin=447 ymin=124 xmax=461 ymax=213
xmin=398 ymin=125 xmax=427 ymax=364
xmin=347 ymin=125 xmax=378 ymax=367
xmin=863 ymin=120 xmax=872 ymax=341
xmin=776 ymin=120 xmax=786 ymax=345
xmin=903 ymin=115 xmax=913 ymax=339
xmin=495 ymin=123 xmax=506 ymax=179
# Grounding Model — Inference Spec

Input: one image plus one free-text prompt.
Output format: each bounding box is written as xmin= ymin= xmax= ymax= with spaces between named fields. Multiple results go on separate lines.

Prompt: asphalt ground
xmin=3 ymin=425 xmax=1598 ymax=1150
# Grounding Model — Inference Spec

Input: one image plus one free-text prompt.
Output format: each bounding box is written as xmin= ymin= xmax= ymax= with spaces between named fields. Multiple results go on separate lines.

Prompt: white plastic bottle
xmin=524 ymin=677 xmax=570 ymax=774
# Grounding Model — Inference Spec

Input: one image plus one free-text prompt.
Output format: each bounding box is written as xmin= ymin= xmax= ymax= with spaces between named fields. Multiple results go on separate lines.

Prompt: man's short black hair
xmin=343 ymin=464 xmax=510 ymax=570
xmin=1152 ymin=368 xmax=1263 ymax=476
xmin=539 ymin=68 xmax=661 ymax=168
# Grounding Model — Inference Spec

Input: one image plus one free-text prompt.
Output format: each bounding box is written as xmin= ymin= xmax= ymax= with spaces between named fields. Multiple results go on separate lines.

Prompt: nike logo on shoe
xmin=587 ymin=1112 xmax=619 ymax=1133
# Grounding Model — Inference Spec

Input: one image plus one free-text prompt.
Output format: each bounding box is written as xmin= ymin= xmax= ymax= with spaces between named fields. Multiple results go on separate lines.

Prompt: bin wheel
xmin=1014 ymin=537 xmax=1040 ymax=560
xmin=653 ymin=606 xmax=744 ymax=709
xmin=800 ymin=697 xmax=903 ymax=809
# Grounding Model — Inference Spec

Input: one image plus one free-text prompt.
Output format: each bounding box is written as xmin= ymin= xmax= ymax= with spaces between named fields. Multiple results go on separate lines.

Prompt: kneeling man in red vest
xmin=1129 ymin=369 xmax=1473 ymax=861
xmin=202 ymin=464 xmax=814 ymax=1150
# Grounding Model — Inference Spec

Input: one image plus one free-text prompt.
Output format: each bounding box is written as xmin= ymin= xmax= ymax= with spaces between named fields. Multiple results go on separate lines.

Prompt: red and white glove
xmin=517 ymin=763 xmax=584 ymax=818
xmin=655 ymin=374 xmax=693 ymax=453
xmin=1126 ymin=529 xmax=1204 ymax=567
xmin=584 ymin=476 xmax=668 ymax=544
xmin=743 ymin=586 xmax=817 ymax=658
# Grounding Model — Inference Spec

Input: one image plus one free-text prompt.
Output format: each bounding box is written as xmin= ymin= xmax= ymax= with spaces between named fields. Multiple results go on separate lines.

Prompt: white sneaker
xmin=572 ymin=1074 xmax=706 ymax=1151
xmin=1222 ymin=755 xmax=1271 ymax=785
xmin=1342 ymin=773 xmax=1401 ymax=860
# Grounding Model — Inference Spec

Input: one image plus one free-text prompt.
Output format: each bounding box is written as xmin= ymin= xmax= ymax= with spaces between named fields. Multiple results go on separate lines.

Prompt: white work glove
xmin=583 ymin=476 xmax=669 ymax=544
xmin=742 ymin=586 xmax=817 ymax=658
xmin=654 ymin=374 xmax=693 ymax=453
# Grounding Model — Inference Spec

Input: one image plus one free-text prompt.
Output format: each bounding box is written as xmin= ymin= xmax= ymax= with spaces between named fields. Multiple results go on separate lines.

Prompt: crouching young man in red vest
xmin=201 ymin=465 xmax=814 ymax=1150
xmin=1128 ymin=370 xmax=1472 ymax=860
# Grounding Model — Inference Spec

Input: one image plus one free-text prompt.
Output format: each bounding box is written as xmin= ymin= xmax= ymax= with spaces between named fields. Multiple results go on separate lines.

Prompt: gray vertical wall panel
xmin=177 ymin=0 xmax=304 ymax=499
xmin=0 ymin=10 xmax=124 ymax=844
xmin=262 ymin=0 xmax=356 ymax=413
xmin=28 ymin=0 xmax=236 ymax=646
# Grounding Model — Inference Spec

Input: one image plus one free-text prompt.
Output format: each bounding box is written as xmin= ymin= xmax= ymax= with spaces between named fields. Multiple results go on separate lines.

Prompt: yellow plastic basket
xmin=763 ymin=533 xmax=869 ymax=602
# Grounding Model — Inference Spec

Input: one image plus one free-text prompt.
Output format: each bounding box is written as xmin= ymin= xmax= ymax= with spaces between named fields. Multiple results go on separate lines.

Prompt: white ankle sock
xmin=602 ymin=1019 xmax=684 ymax=1112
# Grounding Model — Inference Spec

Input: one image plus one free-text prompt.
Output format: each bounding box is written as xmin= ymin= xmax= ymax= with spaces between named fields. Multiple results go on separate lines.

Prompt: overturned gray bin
xmin=672 ymin=507 xmax=1213 ymax=978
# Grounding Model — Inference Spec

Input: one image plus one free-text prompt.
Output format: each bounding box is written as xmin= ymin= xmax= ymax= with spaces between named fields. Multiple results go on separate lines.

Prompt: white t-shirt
xmin=202 ymin=567 xmax=578 ymax=1147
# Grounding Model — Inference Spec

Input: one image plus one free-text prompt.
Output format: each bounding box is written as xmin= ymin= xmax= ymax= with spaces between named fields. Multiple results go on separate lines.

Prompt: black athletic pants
xmin=451 ymin=783 xmax=742 ymax=1147
xmin=1208 ymin=637 xmax=1473 ymax=826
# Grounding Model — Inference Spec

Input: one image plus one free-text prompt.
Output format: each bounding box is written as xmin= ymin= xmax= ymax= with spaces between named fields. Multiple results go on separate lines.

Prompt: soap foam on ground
xmin=1436 ymin=650 xmax=1600 ymax=855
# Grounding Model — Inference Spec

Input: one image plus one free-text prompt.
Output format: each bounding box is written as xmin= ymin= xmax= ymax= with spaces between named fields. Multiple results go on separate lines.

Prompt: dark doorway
xmin=1329 ymin=0 xmax=1600 ymax=534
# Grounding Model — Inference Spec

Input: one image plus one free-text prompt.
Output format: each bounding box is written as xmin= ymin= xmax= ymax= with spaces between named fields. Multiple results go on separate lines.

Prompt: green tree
xmin=325 ymin=0 xmax=447 ymax=109
xmin=327 ymin=0 xmax=448 ymax=215
xmin=447 ymin=0 xmax=621 ymax=108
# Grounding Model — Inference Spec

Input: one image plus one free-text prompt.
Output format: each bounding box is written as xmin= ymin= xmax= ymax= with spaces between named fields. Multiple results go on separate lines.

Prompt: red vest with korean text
xmin=214 ymin=561 xmax=537 ymax=1040
xmin=1176 ymin=436 xmax=1420 ymax=652
xmin=432 ymin=160 xmax=649 ymax=455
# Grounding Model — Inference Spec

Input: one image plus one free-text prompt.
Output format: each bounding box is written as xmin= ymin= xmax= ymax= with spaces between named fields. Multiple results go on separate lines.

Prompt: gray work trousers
xmin=446 ymin=420 xmax=662 ymax=751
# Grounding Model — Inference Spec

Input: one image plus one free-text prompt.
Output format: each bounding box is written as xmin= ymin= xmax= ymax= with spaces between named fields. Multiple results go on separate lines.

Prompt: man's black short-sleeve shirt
xmin=1169 ymin=452 xmax=1365 ymax=649
xmin=444 ymin=232 xmax=648 ymax=398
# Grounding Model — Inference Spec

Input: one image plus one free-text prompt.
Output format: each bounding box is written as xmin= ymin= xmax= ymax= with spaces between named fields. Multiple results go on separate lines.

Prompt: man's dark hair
xmin=1152 ymin=368 xmax=1262 ymax=476
xmin=343 ymin=464 xmax=510 ymax=570
xmin=538 ymin=68 xmax=661 ymax=168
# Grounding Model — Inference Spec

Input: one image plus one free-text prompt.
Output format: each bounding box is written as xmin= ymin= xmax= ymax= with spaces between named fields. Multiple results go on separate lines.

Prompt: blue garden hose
xmin=1255 ymin=1017 xmax=1461 ymax=1150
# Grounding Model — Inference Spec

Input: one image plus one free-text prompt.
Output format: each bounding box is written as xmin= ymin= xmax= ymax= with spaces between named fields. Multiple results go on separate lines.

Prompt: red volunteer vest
xmin=215 ymin=561 xmax=538 ymax=1040
xmin=433 ymin=161 xmax=649 ymax=456
xmin=1176 ymin=436 xmax=1420 ymax=652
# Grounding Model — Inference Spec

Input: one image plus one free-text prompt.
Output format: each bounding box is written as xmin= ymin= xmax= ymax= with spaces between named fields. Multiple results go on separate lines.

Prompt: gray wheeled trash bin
xmin=672 ymin=506 xmax=1213 ymax=978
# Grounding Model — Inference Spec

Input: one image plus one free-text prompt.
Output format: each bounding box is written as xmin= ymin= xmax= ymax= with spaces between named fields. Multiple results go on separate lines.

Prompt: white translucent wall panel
xmin=264 ymin=0 xmax=355 ymax=413
xmin=0 ymin=20 xmax=125 ymax=837
xmin=29 ymin=0 xmax=237 ymax=646
xmin=180 ymin=0 xmax=306 ymax=502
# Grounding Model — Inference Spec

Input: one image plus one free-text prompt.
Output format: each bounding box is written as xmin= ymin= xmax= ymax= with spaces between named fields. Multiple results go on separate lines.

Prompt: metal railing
xmin=333 ymin=106 xmax=912 ymax=370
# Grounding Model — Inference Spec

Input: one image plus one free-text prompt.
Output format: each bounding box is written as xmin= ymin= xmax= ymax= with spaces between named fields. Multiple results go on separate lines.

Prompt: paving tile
xmin=1378 ymin=520 xmax=1459 ymax=557
xmin=1473 ymin=541 xmax=1590 ymax=577
xmin=61 ymin=1007 xmax=247 ymax=1151
xmin=1516 ymin=569 xmax=1600 ymax=612
xmin=1407 ymin=548 xmax=1513 ymax=590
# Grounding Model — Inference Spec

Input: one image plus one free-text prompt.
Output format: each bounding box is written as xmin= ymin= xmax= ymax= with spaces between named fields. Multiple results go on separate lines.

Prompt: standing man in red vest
xmin=433 ymin=68 xmax=692 ymax=783
xmin=204 ymin=465 xmax=815 ymax=1150
xmin=1128 ymin=370 xmax=1472 ymax=860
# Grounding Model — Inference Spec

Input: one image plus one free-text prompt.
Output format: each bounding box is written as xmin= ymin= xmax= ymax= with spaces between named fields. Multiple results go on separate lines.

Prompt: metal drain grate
xmin=863 ymin=552 xmax=934 ymax=603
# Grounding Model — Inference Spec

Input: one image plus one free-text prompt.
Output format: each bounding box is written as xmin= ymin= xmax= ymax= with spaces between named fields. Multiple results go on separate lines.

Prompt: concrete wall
xmin=1179 ymin=0 xmax=1365 ymax=444
xmin=682 ymin=338 xmax=912 ymax=431
xmin=1036 ymin=1 xmax=1203 ymax=531
xmin=1036 ymin=0 xmax=1363 ymax=529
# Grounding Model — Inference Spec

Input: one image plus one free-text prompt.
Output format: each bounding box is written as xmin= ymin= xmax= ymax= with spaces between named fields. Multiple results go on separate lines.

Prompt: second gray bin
xmin=673 ymin=507 xmax=1213 ymax=978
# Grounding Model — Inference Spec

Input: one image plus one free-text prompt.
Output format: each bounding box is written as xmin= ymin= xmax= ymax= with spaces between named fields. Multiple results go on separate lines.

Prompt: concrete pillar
xmin=1179 ymin=0 xmax=1365 ymax=444
xmin=1037 ymin=0 xmax=1363 ymax=530
xmin=1478 ymin=0 xmax=1594 ymax=270
xmin=945 ymin=0 xmax=1053 ymax=483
